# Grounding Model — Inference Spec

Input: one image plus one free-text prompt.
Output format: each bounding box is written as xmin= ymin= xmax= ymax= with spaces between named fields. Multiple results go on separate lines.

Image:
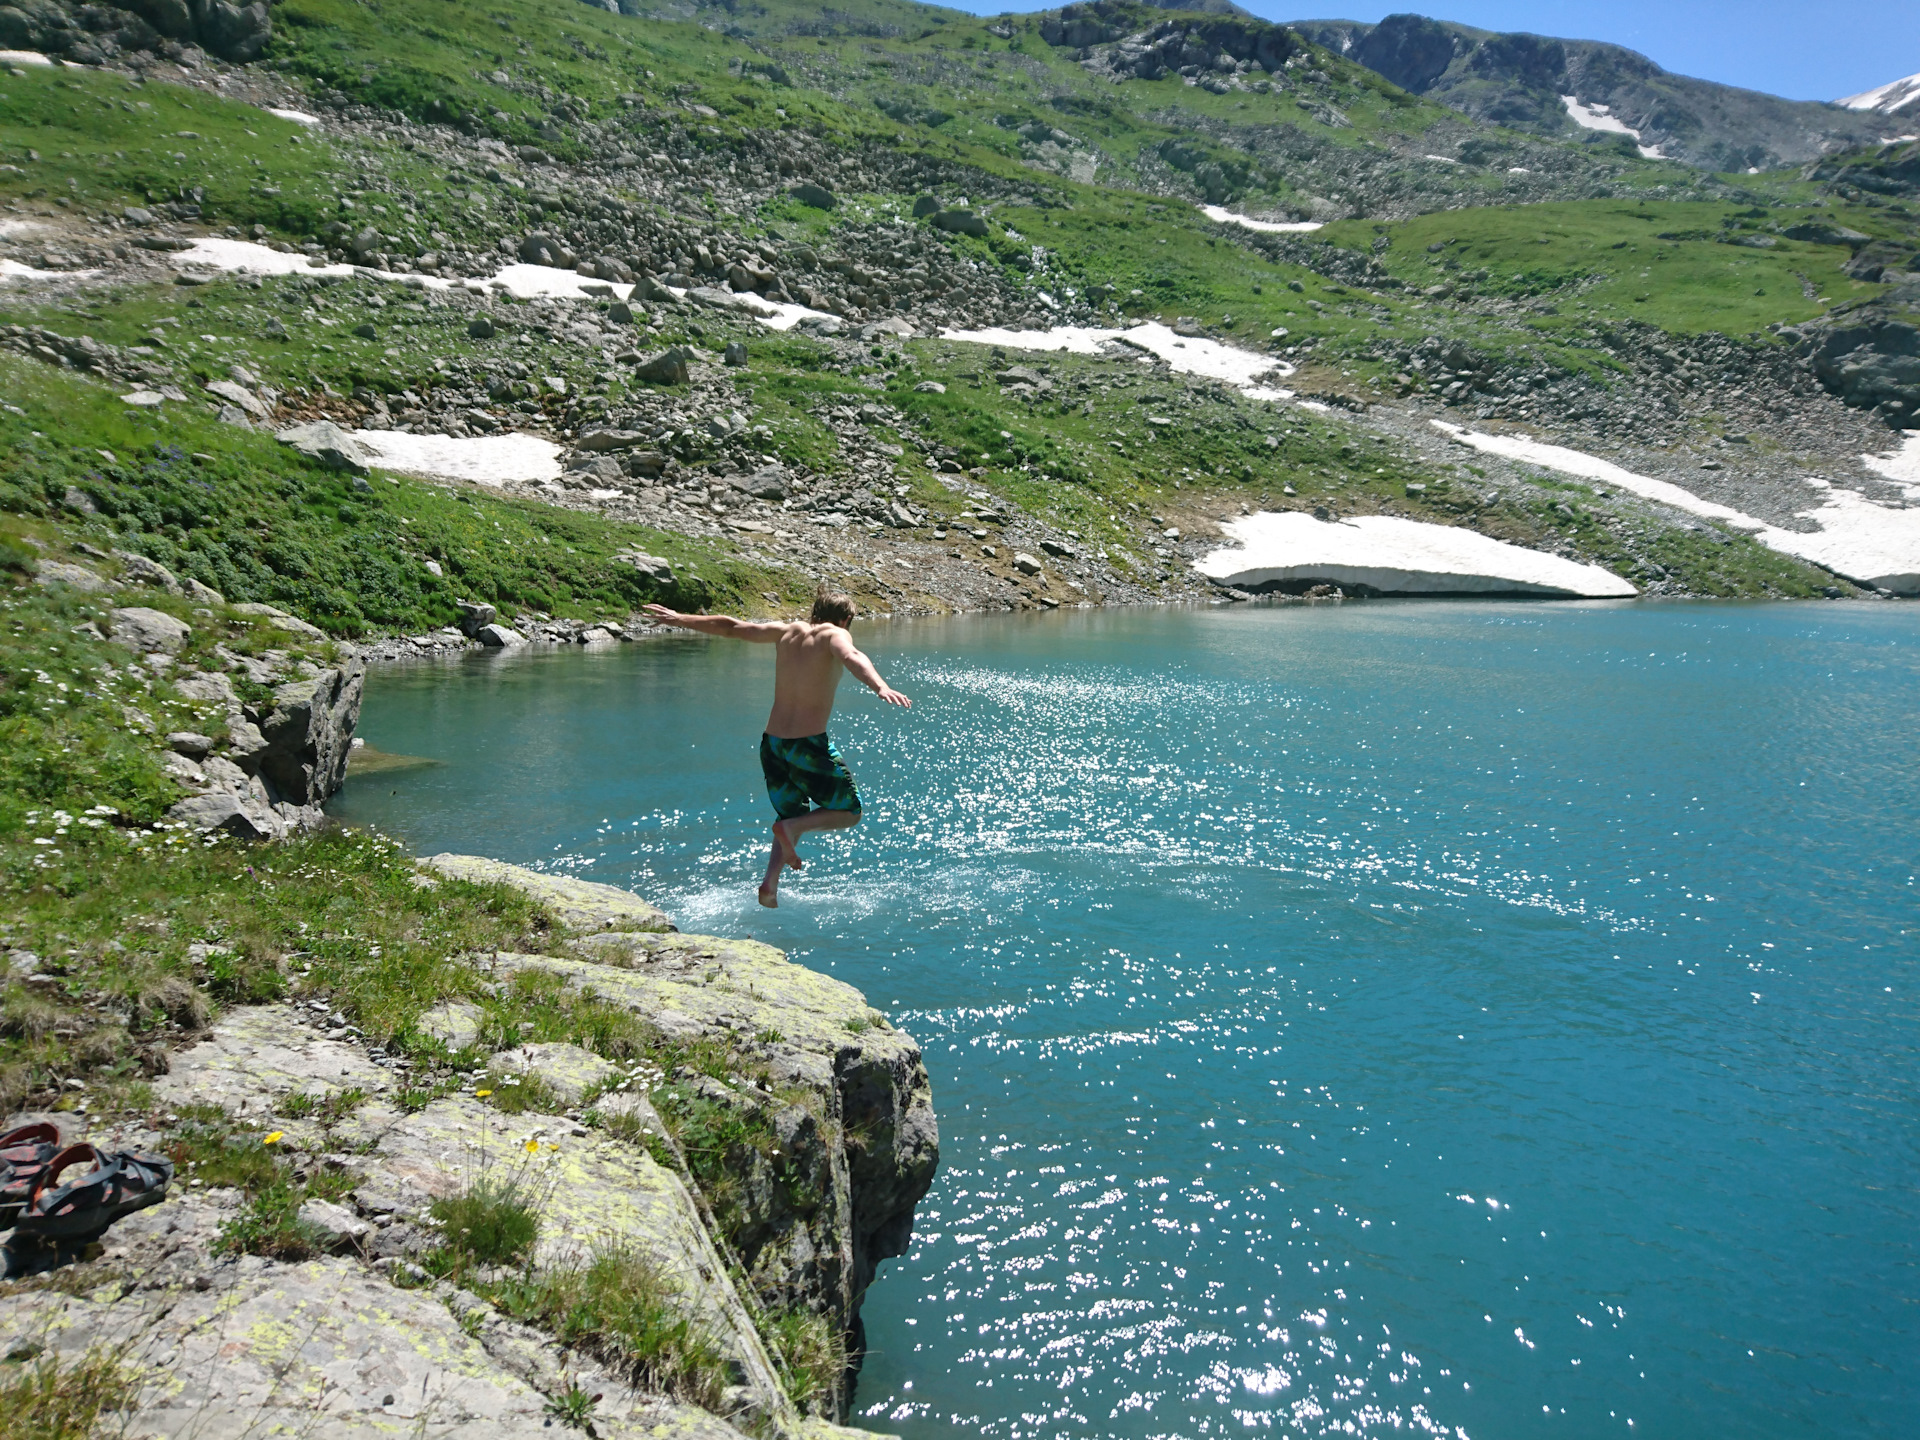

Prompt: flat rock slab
xmin=0 ymin=1254 xmax=559 ymax=1440
xmin=354 ymin=1095 xmax=789 ymax=1416
xmin=153 ymin=1005 xmax=393 ymax=1119
xmin=418 ymin=1000 xmax=485 ymax=1049
xmin=423 ymin=854 xmax=674 ymax=933
xmin=356 ymin=1096 xmax=701 ymax=1269
xmin=488 ymin=1041 xmax=621 ymax=1104
xmin=515 ymin=931 xmax=894 ymax=1060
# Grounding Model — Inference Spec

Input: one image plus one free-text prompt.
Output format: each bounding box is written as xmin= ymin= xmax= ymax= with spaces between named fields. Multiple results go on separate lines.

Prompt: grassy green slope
xmin=0 ymin=356 xmax=794 ymax=634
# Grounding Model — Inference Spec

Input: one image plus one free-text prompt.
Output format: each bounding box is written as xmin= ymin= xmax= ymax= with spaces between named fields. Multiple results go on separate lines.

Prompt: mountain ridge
xmin=1285 ymin=12 xmax=1912 ymax=170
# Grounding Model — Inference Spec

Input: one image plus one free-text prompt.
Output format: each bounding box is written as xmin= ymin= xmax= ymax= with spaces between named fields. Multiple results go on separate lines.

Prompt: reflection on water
xmin=333 ymin=602 xmax=1920 ymax=1440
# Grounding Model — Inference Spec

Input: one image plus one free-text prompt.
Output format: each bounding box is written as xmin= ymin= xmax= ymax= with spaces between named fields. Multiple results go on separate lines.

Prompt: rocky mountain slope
xmin=1289 ymin=12 xmax=1913 ymax=171
xmin=2 ymin=0 xmax=1915 ymax=626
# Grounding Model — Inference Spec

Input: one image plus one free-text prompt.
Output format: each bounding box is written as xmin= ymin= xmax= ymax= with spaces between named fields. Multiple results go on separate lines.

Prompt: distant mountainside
xmin=1838 ymin=71 xmax=1920 ymax=117
xmin=1287 ymin=12 xmax=1909 ymax=171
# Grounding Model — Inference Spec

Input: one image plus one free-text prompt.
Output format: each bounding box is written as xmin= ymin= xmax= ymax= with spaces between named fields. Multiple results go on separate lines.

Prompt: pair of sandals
xmin=0 ymin=1123 xmax=174 ymax=1240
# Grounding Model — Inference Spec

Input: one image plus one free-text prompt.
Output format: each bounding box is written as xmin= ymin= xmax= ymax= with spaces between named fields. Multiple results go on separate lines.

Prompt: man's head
xmin=810 ymin=590 xmax=857 ymax=629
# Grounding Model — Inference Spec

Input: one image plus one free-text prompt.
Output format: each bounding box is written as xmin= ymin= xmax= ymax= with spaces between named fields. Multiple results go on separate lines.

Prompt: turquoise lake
xmin=331 ymin=601 xmax=1918 ymax=1440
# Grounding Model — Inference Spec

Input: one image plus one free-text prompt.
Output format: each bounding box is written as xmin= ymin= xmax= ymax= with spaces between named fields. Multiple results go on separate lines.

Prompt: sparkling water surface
xmin=331 ymin=602 xmax=1918 ymax=1440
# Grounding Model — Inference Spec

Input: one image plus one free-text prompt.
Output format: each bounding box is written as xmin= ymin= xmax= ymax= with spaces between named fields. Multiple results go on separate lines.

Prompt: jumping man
xmin=642 ymin=591 xmax=910 ymax=907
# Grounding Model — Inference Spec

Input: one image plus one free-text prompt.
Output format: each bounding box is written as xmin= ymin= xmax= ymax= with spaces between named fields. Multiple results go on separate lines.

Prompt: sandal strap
xmin=24 ymin=1143 xmax=111 ymax=1219
xmin=24 ymin=1147 xmax=170 ymax=1221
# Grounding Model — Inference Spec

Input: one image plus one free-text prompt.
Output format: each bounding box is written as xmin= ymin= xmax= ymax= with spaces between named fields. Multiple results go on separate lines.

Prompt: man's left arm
xmin=833 ymin=632 xmax=912 ymax=708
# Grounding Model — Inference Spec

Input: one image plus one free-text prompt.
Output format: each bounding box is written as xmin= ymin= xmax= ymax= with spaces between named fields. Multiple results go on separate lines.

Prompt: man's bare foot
xmin=758 ymin=882 xmax=779 ymax=909
xmin=771 ymin=820 xmax=804 ymax=872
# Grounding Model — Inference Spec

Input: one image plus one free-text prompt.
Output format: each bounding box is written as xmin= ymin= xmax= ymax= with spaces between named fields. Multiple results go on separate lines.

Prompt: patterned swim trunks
xmin=759 ymin=732 xmax=862 ymax=821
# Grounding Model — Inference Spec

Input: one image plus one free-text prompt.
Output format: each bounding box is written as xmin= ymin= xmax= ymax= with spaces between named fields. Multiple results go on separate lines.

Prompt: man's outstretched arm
xmin=831 ymin=630 xmax=912 ymax=708
xmin=642 ymin=604 xmax=786 ymax=642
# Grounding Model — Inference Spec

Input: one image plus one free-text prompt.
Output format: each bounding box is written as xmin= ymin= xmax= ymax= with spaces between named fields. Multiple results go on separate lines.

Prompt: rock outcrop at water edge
xmin=0 ymin=858 xmax=935 ymax=1438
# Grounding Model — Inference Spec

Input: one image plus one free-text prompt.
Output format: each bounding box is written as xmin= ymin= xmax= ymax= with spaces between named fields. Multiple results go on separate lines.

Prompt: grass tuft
xmin=485 ymin=1249 xmax=729 ymax=1409
xmin=0 ymin=1345 xmax=142 ymax=1440
xmin=762 ymin=1307 xmax=846 ymax=1416
xmin=427 ymin=1176 xmax=541 ymax=1272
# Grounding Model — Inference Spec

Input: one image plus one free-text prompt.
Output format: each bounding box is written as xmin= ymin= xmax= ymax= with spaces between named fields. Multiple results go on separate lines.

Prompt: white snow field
xmin=1197 ymin=511 xmax=1638 ymax=597
xmin=1861 ymin=432 xmax=1920 ymax=496
xmin=264 ymin=107 xmax=322 ymax=126
xmin=1197 ymin=205 xmax=1324 ymax=234
xmin=1436 ymin=422 xmax=1920 ymax=594
xmin=940 ymin=320 xmax=1294 ymax=400
xmin=1836 ymin=71 xmax=1920 ymax=114
xmin=1559 ymin=95 xmax=1665 ymax=158
xmin=349 ymin=430 xmax=562 ymax=487
xmin=0 ymin=50 xmax=53 ymax=67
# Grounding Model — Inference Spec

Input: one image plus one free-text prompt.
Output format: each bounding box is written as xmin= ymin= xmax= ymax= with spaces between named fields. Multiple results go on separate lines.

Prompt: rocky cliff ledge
xmin=0 ymin=857 xmax=937 ymax=1439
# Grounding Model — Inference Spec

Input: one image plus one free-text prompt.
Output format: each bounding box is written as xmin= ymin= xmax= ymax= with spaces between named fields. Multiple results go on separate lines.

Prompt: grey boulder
xmin=476 ymin=622 xmax=526 ymax=647
xmin=110 ymin=606 xmax=191 ymax=655
xmin=455 ymin=600 xmax=497 ymax=636
xmin=633 ymin=347 xmax=693 ymax=385
xmin=275 ymin=420 xmax=372 ymax=474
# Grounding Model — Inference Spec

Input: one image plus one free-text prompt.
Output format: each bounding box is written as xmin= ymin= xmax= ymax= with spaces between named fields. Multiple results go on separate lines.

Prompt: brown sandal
xmin=14 ymin=1143 xmax=174 ymax=1240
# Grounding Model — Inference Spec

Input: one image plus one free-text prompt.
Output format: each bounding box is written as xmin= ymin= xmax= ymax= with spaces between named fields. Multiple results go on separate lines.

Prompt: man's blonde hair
xmin=810 ymin=590 xmax=856 ymax=628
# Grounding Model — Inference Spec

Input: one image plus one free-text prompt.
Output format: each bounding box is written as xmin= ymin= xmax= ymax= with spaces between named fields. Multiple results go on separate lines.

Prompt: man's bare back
xmin=642 ymin=594 xmax=909 ymax=907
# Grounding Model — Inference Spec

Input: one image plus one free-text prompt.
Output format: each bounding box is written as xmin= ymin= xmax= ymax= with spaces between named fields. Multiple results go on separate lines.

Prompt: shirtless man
xmin=642 ymin=591 xmax=910 ymax=907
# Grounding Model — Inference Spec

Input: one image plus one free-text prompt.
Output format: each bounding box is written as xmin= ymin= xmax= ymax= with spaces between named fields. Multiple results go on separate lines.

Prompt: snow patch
xmin=1561 ymin=95 xmax=1637 ymax=137
xmin=1422 ymin=154 xmax=1460 ymax=164
xmin=350 ymin=430 xmax=563 ymax=488
xmin=1560 ymin=95 xmax=1664 ymax=158
xmin=1 ymin=258 xmax=101 ymax=282
xmin=1836 ymin=71 xmax=1920 ymax=114
xmin=152 ymin=239 xmax=845 ymax=331
xmin=0 ymin=50 xmax=54 ymax=67
xmin=940 ymin=320 xmax=1293 ymax=400
xmin=1436 ymin=422 xmax=1920 ymax=594
xmin=1197 ymin=205 xmax=1323 ymax=234
xmin=485 ymin=262 xmax=632 ymax=302
xmin=264 ymin=107 xmax=322 ymax=126
xmin=1197 ymin=512 xmax=1637 ymax=598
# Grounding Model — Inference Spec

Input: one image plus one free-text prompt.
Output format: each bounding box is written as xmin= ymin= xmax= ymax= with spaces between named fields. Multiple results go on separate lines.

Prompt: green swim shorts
xmin=759 ymin=732 xmax=862 ymax=821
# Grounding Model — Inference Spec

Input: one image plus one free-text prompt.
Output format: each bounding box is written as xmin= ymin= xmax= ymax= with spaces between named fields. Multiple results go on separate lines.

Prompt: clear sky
xmin=938 ymin=2 xmax=1920 ymax=104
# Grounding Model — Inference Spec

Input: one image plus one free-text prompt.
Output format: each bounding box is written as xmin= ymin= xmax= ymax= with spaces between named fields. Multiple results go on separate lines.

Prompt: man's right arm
xmin=643 ymin=605 xmax=785 ymax=642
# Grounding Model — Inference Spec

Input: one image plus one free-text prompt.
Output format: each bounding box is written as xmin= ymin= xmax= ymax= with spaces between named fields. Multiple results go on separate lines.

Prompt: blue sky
xmin=939 ymin=2 xmax=1920 ymax=104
